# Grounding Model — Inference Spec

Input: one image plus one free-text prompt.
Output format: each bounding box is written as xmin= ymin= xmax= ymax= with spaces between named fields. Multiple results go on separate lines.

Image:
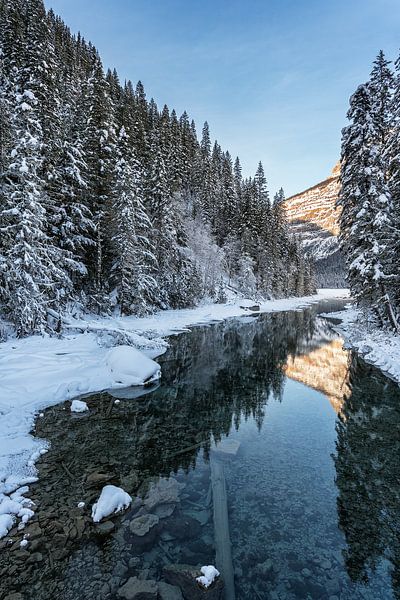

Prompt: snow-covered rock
xmin=71 ymin=400 xmax=88 ymax=413
xmin=196 ymin=565 xmax=220 ymax=588
xmin=238 ymin=299 xmax=260 ymax=311
xmin=105 ymin=345 xmax=161 ymax=386
xmin=92 ymin=485 xmax=132 ymax=523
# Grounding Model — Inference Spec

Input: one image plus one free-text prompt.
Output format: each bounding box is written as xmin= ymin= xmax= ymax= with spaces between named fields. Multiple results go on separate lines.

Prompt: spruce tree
xmin=111 ymin=128 xmax=157 ymax=315
xmin=339 ymin=83 xmax=397 ymax=327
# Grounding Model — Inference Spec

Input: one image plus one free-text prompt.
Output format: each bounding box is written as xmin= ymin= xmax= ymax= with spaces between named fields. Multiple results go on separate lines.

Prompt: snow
xmin=106 ymin=346 xmax=161 ymax=385
xmin=197 ymin=565 xmax=220 ymax=588
xmin=0 ymin=288 xmax=348 ymax=537
xmin=70 ymin=400 xmax=88 ymax=413
xmin=19 ymin=158 xmax=29 ymax=174
xmin=323 ymin=305 xmax=400 ymax=384
xmin=77 ymin=502 xmax=85 ymax=509
xmin=0 ymin=514 xmax=14 ymax=538
xmin=91 ymin=485 xmax=132 ymax=523
xmin=0 ymin=335 xmax=160 ymax=537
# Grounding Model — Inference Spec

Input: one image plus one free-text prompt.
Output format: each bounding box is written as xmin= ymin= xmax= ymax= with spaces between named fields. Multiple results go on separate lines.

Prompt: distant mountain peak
xmin=330 ymin=161 xmax=341 ymax=178
xmin=285 ymin=163 xmax=341 ymax=238
xmin=284 ymin=163 xmax=344 ymax=287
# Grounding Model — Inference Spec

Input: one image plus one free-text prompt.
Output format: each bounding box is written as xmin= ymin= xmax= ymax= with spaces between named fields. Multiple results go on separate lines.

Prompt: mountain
xmin=284 ymin=163 xmax=345 ymax=287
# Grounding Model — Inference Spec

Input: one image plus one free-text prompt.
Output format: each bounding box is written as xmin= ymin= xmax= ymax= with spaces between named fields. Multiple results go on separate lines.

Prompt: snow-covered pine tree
xmin=81 ymin=49 xmax=118 ymax=306
xmin=233 ymin=157 xmax=242 ymax=197
xmin=369 ymin=51 xmax=394 ymax=148
xmin=253 ymin=161 xmax=273 ymax=294
xmin=339 ymin=83 xmax=397 ymax=327
xmin=111 ymin=127 xmax=157 ymax=315
xmin=45 ymin=11 xmax=94 ymax=287
xmin=385 ymin=53 xmax=400 ymax=323
xmin=270 ymin=188 xmax=289 ymax=295
xmin=218 ymin=151 xmax=236 ymax=245
xmin=196 ymin=122 xmax=215 ymax=225
xmin=179 ymin=110 xmax=197 ymax=200
xmin=368 ymin=54 xmax=399 ymax=329
xmin=0 ymin=0 xmax=78 ymax=334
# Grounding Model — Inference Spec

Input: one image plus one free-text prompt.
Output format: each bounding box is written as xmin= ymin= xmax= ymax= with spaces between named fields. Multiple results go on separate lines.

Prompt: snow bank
xmin=71 ymin=400 xmax=88 ymax=413
xmin=0 ymin=288 xmax=348 ymax=538
xmin=324 ymin=306 xmax=400 ymax=384
xmin=91 ymin=485 xmax=132 ymax=523
xmin=0 ymin=334 xmax=160 ymax=537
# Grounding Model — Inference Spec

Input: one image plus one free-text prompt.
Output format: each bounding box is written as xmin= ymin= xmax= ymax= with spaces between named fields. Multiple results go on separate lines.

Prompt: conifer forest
xmin=0 ymin=0 xmax=314 ymax=337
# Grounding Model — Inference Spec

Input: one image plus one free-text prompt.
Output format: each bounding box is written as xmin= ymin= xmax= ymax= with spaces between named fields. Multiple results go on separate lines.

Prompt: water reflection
xmin=285 ymin=337 xmax=351 ymax=413
xmin=335 ymin=354 xmax=400 ymax=597
xmin=2 ymin=300 xmax=399 ymax=600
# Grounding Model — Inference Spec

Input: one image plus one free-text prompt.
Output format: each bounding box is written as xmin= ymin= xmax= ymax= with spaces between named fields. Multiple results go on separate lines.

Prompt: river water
xmin=1 ymin=299 xmax=400 ymax=600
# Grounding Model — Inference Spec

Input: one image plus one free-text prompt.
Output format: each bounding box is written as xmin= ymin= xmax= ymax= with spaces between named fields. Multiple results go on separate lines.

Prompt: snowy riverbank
xmin=323 ymin=305 xmax=400 ymax=385
xmin=0 ymin=289 xmax=348 ymax=538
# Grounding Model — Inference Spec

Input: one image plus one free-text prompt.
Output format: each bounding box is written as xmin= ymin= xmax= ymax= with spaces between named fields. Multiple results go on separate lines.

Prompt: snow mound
xmin=0 ymin=486 xmax=34 ymax=538
xmin=71 ymin=400 xmax=88 ymax=413
xmin=196 ymin=565 xmax=220 ymax=588
xmin=105 ymin=346 xmax=161 ymax=386
xmin=91 ymin=485 xmax=132 ymax=523
xmin=0 ymin=514 xmax=14 ymax=538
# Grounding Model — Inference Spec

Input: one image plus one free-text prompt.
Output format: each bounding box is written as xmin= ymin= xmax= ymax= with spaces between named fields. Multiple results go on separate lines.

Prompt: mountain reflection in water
xmin=285 ymin=337 xmax=351 ymax=413
xmin=1 ymin=300 xmax=400 ymax=600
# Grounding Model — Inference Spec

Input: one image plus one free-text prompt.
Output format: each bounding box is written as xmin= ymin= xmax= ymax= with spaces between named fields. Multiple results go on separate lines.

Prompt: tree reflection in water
xmin=335 ymin=354 xmax=400 ymax=597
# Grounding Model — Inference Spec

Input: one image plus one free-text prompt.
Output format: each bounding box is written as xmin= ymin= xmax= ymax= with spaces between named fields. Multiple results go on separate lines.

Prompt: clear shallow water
xmin=1 ymin=299 xmax=400 ymax=600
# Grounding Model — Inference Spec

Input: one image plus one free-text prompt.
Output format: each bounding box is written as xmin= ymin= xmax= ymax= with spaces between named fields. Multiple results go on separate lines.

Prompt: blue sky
xmin=45 ymin=0 xmax=400 ymax=197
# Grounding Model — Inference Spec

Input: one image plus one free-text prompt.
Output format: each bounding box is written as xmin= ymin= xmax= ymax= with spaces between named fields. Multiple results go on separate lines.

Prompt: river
xmin=1 ymin=298 xmax=399 ymax=600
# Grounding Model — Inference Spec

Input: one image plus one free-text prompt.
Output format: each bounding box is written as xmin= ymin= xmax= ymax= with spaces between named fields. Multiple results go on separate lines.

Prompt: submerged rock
xmin=94 ymin=520 xmax=115 ymax=536
xmin=120 ymin=473 xmax=140 ymax=493
xmin=117 ymin=576 xmax=158 ymax=599
xmin=164 ymin=515 xmax=202 ymax=540
xmin=154 ymin=503 xmax=176 ymax=519
xmin=158 ymin=581 xmax=184 ymax=600
xmin=144 ymin=477 xmax=184 ymax=511
xmin=163 ymin=564 xmax=223 ymax=600
xmin=129 ymin=514 xmax=159 ymax=537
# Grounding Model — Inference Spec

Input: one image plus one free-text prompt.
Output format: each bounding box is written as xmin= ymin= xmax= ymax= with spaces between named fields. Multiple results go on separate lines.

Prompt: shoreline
xmin=0 ymin=288 xmax=349 ymax=539
xmin=323 ymin=306 xmax=400 ymax=386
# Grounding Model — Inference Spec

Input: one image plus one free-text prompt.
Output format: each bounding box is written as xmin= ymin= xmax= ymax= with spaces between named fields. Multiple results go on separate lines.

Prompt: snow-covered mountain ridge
xmin=284 ymin=163 xmax=345 ymax=286
xmin=284 ymin=163 xmax=341 ymax=260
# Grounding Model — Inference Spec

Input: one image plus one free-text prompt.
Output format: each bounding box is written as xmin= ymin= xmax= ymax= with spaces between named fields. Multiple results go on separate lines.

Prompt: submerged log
xmin=210 ymin=457 xmax=235 ymax=600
